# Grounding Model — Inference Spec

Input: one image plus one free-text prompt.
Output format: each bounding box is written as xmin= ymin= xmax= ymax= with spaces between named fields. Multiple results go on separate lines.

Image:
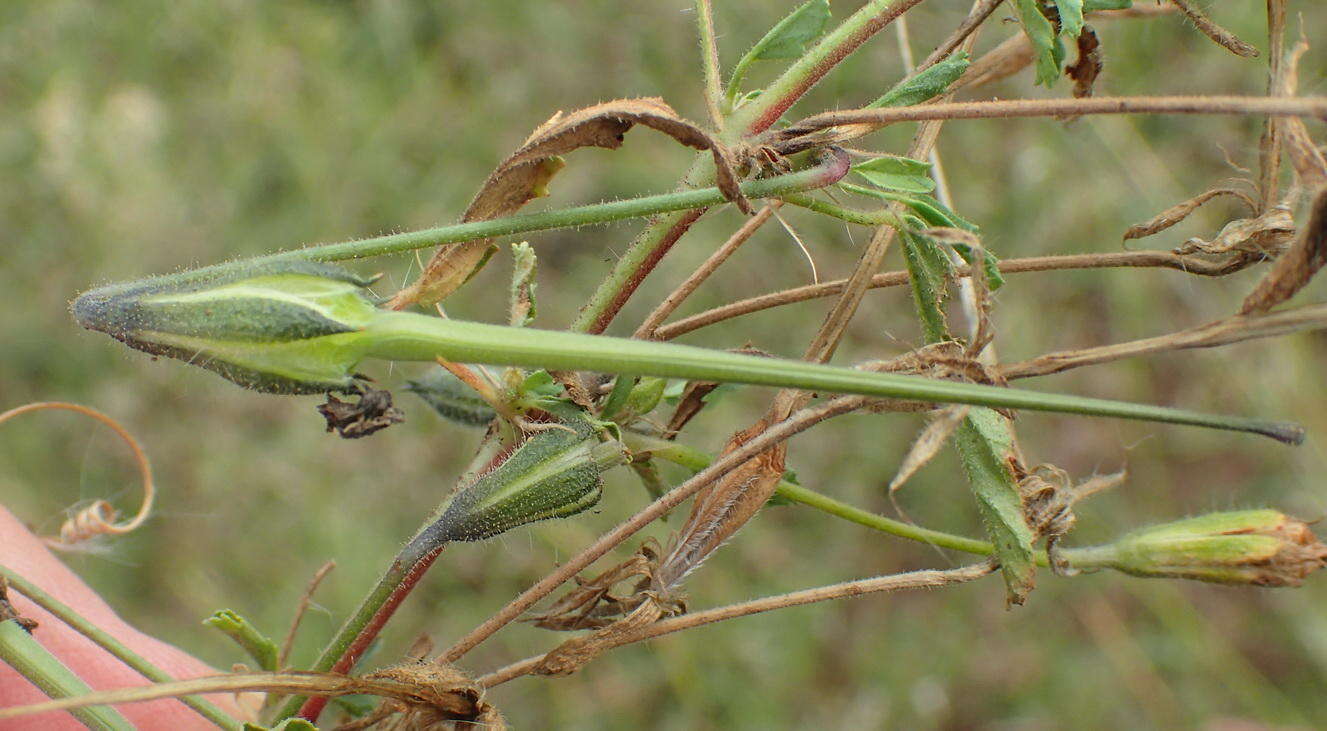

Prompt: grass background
xmin=3 ymin=1 xmax=1327 ymax=727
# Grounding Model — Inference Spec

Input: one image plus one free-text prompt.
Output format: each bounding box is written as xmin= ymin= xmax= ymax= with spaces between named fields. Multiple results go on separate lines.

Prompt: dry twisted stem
xmin=654 ymin=250 xmax=1255 ymax=340
xmin=478 ymin=562 xmax=996 ymax=688
xmin=999 ymin=303 xmax=1327 ymax=380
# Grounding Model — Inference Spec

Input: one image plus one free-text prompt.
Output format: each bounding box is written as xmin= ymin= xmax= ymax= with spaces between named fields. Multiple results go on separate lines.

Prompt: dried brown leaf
xmin=389 ymin=98 xmax=750 ymax=308
xmin=1241 ymin=189 xmax=1327 ymax=314
xmin=888 ymin=405 xmax=970 ymax=493
xmin=1066 ymin=26 xmax=1103 ymax=99
xmin=655 ymin=416 xmax=788 ymax=591
xmin=1123 ymin=188 xmax=1258 ymax=241
xmin=1174 ymin=204 xmax=1295 ymax=257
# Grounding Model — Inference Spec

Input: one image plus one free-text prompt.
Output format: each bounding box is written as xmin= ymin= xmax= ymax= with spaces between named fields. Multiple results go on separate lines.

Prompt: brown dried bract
xmin=527 ymin=543 xmax=667 ymax=631
xmin=1123 ymin=187 xmax=1257 ymax=241
xmin=654 ymin=415 xmax=788 ymax=592
xmin=317 ymin=389 xmax=405 ymax=439
xmin=888 ymin=405 xmax=970 ymax=494
xmin=1241 ymin=189 xmax=1327 ymax=314
xmin=389 ymin=98 xmax=750 ymax=308
xmin=353 ymin=662 xmax=505 ymax=730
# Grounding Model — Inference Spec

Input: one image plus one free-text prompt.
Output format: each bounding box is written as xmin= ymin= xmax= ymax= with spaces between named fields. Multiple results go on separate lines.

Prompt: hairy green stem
xmin=623 ymin=433 xmax=1131 ymax=569
xmin=0 ymin=566 xmax=241 ymax=730
xmin=134 ymin=159 xmax=850 ymax=294
xmin=0 ymin=619 xmax=134 ymax=730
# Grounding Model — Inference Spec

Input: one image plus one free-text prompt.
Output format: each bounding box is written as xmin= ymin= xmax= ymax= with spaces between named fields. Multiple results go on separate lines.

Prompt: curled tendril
xmin=0 ymin=401 xmax=155 ymax=549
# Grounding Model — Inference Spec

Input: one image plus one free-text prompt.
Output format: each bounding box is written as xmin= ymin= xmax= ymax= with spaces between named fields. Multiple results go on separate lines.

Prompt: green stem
xmin=359 ymin=312 xmax=1303 ymax=443
xmin=695 ymin=0 xmax=726 ymax=130
xmin=0 ymin=619 xmax=134 ymax=730
xmin=136 ymin=159 xmax=851 ymax=293
xmin=620 ymin=433 xmax=1133 ymax=570
xmin=0 ymin=566 xmax=241 ymax=730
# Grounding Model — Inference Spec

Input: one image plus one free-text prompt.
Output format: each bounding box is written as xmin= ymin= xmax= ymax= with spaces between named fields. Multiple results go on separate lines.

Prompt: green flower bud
xmin=73 ymin=263 xmax=379 ymax=394
xmin=405 ymin=370 xmax=497 ymax=427
xmin=432 ymin=420 xmax=624 ymax=542
xmin=1073 ymin=510 xmax=1327 ymax=587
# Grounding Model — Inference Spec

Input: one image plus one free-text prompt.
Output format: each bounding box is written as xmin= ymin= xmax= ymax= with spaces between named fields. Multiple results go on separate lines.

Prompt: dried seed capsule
xmin=1073 ymin=509 xmax=1327 ymax=587
xmin=72 ymin=262 xmax=379 ymax=394
xmin=432 ymin=420 xmax=623 ymax=542
xmin=405 ymin=370 xmax=497 ymax=427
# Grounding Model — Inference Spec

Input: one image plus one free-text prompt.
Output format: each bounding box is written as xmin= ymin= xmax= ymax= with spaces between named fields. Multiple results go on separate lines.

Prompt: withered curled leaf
xmin=1241 ymin=189 xmax=1327 ymax=314
xmin=1123 ymin=188 xmax=1257 ymax=241
xmin=390 ymin=98 xmax=750 ymax=309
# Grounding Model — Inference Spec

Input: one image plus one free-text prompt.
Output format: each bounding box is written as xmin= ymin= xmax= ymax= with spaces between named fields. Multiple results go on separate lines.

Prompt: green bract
xmin=73 ymin=262 xmax=379 ymax=394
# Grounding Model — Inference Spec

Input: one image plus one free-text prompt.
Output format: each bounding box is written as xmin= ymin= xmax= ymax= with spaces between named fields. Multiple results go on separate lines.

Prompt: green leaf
xmin=1011 ymin=0 xmax=1061 ymax=86
xmin=727 ymin=0 xmax=831 ymax=106
xmin=953 ymin=409 xmax=1037 ymax=605
xmin=1057 ymin=0 xmax=1085 ymax=39
xmin=203 ymin=610 xmax=280 ymax=672
xmin=745 ymin=0 xmax=831 ymax=60
xmin=950 ymin=242 xmax=1006 ymax=291
xmin=901 ymin=231 xmax=954 ymax=343
xmin=841 ymin=183 xmax=978 ymax=232
xmin=508 ymin=241 xmax=538 ymax=328
xmin=852 ymin=155 xmax=935 ymax=194
xmin=600 ymin=374 xmax=639 ymax=420
xmin=521 ymin=369 xmax=562 ymax=397
xmin=870 ymin=51 xmax=971 ymax=108
xmin=1083 ymin=0 xmax=1130 ymax=10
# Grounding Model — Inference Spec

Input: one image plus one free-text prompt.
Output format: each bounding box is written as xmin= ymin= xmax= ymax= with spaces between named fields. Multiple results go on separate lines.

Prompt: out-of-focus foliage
xmin=2 ymin=1 xmax=1326 ymax=727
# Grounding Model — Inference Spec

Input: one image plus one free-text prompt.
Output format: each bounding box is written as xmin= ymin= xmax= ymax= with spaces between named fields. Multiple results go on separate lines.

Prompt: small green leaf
xmin=950 ymin=242 xmax=1006 ymax=291
xmin=521 ymin=369 xmax=563 ymax=397
xmin=1011 ymin=0 xmax=1061 ymax=86
xmin=600 ymin=374 xmax=639 ymax=420
xmin=508 ymin=242 xmax=538 ymax=328
xmin=204 ymin=610 xmax=280 ymax=672
xmin=870 ymin=52 xmax=971 ymax=108
xmin=841 ymin=183 xmax=978 ymax=232
xmin=954 ymin=409 xmax=1037 ymax=605
xmin=1083 ymin=0 xmax=1130 ymax=10
xmin=746 ymin=0 xmax=831 ymax=60
xmin=852 ymin=155 xmax=935 ymax=194
xmin=1057 ymin=0 xmax=1085 ymax=39
xmin=901 ymin=232 xmax=954 ymax=343
xmin=727 ymin=0 xmax=831 ymax=106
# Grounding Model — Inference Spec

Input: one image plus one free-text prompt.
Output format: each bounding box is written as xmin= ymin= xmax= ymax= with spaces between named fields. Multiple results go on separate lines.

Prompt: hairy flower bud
xmin=431 ymin=420 xmax=625 ymax=542
xmin=1073 ymin=510 xmax=1327 ymax=587
xmin=73 ymin=262 xmax=380 ymax=394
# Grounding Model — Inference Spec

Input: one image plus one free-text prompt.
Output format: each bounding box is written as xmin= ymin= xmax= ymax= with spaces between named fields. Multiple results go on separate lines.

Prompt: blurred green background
xmin=3 ymin=1 xmax=1326 ymax=728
